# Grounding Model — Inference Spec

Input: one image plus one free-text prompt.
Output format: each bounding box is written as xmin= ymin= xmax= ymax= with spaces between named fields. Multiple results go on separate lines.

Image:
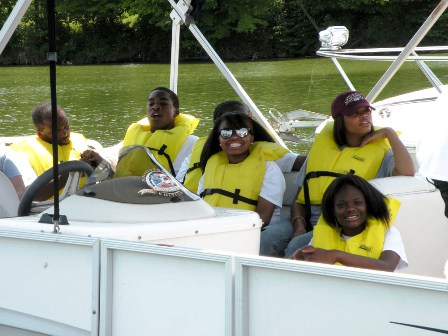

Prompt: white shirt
xmin=173 ymin=135 xmax=198 ymax=175
xmin=416 ymin=93 xmax=448 ymax=181
xmin=0 ymin=147 xmax=22 ymax=179
xmin=275 ymin=152 xmax=299 ymax=173
xmin=176 ymin=153 xmax=191 ymax=182
xmin=382 ymin=226 xmax=408 ymax=270
xmin=12 ymin=151 xmax=37 ymax=187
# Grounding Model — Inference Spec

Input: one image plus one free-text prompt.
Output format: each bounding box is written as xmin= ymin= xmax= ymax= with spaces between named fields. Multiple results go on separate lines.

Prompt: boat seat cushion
xmin=0 ymin=171 xmax=19 ymax=218
xmin=370 ymin=175 xmax=448 ymax=278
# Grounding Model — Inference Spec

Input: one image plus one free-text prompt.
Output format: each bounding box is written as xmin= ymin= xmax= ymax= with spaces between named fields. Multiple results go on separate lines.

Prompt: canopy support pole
xmin=367 ymin=0 xmax=448 ymax=103
xmin=0 ymin=0 xmax=33 ymax=55
xmin=167 ymin=0 xmax=286 ymax=148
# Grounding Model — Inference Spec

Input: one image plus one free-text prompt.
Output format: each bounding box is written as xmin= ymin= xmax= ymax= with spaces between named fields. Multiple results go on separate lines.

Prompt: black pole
xmin=47 ymin=0 xmax=60 ymax=221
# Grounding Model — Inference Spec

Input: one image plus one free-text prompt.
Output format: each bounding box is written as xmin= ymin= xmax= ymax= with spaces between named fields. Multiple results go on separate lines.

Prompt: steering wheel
xmin=18 ymin=160 xmax=94 ymax=216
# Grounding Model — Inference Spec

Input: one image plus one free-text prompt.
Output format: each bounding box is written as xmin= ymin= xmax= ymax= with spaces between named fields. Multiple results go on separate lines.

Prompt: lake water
xmin=0 ymin=58 xmax=447 ymax=154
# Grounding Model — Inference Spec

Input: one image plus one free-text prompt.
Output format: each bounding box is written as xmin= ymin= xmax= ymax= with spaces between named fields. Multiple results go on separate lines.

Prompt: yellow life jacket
xmin=313 ymin=197 xmax=401 ymax=262
xmin=297 ymin=122 xmax=390 ymax=205
xmin=122 ymin=113 xmax=199 ymax=175
xmin=201 ymin=142 xmax=282 ymax=210
xmin=113 ymin=147 xmax=158 ymax=178
xmin=184 ymin=139 xmax=289 ymax=193
xmin=10 ymin=132 xmax=88 ymax=176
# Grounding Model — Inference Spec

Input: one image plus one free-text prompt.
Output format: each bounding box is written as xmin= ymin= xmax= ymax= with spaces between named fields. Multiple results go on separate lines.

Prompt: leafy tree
xmin=1 ymin=0 xmax=447 ymax=64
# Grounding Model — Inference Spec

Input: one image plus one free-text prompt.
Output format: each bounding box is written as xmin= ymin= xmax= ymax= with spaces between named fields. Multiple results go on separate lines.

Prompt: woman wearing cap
xmin=198 ymin=112 xmax=286 ymax=240
xmin=284 ymin=90 xmax=414 ymax=257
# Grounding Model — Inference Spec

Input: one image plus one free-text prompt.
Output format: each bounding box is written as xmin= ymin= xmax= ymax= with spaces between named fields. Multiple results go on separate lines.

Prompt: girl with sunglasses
xmin=198 ymin=112 xmax=286 ymax=229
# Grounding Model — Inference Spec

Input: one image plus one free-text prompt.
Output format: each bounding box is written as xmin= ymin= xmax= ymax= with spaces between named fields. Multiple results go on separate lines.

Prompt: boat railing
xmin=316 ymin=0 xmax=448 ymax=103
xmin=1 ymin=228 xmax=446 ymax=335
xmin=317 ymin=46 xmax=448 ymax=62
xmin=318 ymin=45 xmax=448 ymax=97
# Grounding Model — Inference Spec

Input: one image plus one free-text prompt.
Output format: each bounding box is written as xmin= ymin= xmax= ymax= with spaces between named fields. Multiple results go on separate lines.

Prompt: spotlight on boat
xmin=318 ymin=26 xmax=349 ymax=51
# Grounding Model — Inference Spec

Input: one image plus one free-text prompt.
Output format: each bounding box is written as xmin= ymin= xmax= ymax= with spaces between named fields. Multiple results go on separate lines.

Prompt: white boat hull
xmin=0 ymin=229 xmax=447 ymax=336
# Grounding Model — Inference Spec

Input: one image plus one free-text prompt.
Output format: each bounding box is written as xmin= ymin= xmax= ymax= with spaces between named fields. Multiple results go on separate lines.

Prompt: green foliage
xmin=0 ymin=0 xmax=447 ymax=64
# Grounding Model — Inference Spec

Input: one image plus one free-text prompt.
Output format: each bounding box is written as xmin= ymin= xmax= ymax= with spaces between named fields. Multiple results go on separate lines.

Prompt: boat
xmin=0 ymin=1 xmax=447 ymax=335
xmin=274 ymin=6 xmax=448 ymax=158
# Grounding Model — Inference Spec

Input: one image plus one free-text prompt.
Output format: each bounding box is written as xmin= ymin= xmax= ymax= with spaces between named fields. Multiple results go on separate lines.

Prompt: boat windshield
xmin=77 ymin=145 xmax=200 ymax=204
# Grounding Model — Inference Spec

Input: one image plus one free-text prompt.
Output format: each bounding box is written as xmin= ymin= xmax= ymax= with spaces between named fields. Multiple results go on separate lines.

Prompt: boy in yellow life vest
xmin=290 ymin=174 xmax=408 ymax=272
xmin=10 ymin=102 xmax=90 ymax=200
xmin=82 ymin=87 xmax=199 ymax=177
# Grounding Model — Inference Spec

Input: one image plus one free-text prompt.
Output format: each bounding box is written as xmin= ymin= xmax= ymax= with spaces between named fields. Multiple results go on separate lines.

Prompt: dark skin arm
xmin=290 ymin=246 xmax=401 ymax=272
xmin=33 ymin=149 xmax=108 ymax=201
xmin=33 ymin=149 xmax=104 ymax=201
xmin=80 ymin=149 xmax=104 ymax=169
xmin=290 ymin=186 xmax=307 ymax=238
xmin=256 ymin=196 xmax=276 ymax=227
xmin=33 ymin=172 xmax=69 ymax=201
xmin=361 ymin=127 xmax=415 ymax=176
xmin=10 ymin=175 xmax=25 ymax=200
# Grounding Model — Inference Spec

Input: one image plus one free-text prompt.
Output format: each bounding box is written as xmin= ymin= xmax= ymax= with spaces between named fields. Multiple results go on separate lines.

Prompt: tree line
xmin=1 ymin=0 xmax=447 ymax=65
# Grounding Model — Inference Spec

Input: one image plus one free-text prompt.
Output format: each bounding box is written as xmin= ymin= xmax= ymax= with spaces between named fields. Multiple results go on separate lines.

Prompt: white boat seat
xmin=0 ymin=171 xmax=19 ymax=218
xmin=370 ymin=175 xmax=448 ymax=278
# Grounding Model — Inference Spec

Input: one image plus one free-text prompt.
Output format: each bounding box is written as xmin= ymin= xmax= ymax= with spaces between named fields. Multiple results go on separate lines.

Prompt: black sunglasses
xmin=219 ymin=127 xmax=252 ymax=139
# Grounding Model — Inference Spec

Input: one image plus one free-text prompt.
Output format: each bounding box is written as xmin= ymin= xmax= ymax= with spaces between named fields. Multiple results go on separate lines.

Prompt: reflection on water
xmin=0 ymin=59 xmax=446 ymax=154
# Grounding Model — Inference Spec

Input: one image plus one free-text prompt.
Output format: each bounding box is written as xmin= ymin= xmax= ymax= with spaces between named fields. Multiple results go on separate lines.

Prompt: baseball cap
xmin=331 ymin=91 xmax=375 ymax=118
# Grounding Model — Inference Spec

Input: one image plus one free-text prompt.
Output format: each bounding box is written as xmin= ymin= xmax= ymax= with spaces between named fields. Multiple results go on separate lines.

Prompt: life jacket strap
xmin=182 ymin=162 xmax=201 ymax=184
xmin=186 ymin=162 xmax=200 ymax=174
xmin=146 ymin=144 xmax=176 ymax=176
xmin=200 ymin=188 xmax=258 ymax=206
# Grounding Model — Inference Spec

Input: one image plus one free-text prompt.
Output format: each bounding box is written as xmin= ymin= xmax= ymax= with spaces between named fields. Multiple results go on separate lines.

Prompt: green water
xmin=1 ymin=58 xmax=447 ymax=154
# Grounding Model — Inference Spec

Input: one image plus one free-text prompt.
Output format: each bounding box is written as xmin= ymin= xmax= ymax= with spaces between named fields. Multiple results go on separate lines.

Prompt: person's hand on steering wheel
xmin=80 ymin=150 xmax=103 ymax=168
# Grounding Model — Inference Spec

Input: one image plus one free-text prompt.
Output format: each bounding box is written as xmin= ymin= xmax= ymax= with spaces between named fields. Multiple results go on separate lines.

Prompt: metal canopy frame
xmin=316 ymin=0 xmax=448 ymax=103
xmin=167 ymin=0 xmax=286 ymax=147
xmin=0 ymin=0 xmax=32 ymax=55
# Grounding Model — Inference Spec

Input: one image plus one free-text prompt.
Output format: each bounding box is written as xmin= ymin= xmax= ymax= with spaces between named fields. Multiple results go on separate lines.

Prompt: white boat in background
xmin=0 ymin=1 xmax=447 ymax=336
xmin=274 ymin=2 xmax=448 ymax=157
xmin=268 ymin=107 xmax=328 ymax=137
